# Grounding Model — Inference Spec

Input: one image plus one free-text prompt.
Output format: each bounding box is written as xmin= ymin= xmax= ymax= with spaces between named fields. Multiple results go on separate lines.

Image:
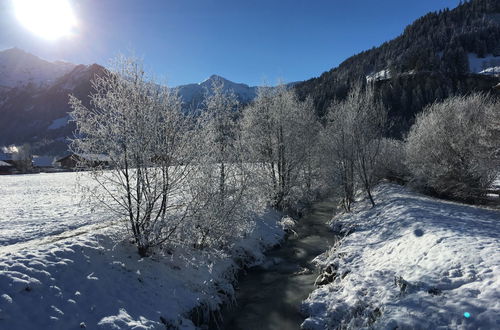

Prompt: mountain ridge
xmin=295 ymin=0 xmax=500 ymax=133
xmin=0 ymin=49 xmax=260 ymax=155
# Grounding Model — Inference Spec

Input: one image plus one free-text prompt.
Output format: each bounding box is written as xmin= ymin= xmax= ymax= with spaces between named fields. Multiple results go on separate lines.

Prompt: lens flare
xmin=13 ymin=0 xmax=78 ymax=40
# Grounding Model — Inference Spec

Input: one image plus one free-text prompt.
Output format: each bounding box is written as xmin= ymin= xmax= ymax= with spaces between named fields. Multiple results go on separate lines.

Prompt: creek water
xmin=221 ymin=198 xmax=338 ymax=330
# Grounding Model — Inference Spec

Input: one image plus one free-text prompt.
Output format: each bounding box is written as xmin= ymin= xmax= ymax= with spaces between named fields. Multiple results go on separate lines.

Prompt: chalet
xmin=0 ymin=151 xmax=33 ymax=173
xmin=56 ymin=153 xmax=111 ymax=170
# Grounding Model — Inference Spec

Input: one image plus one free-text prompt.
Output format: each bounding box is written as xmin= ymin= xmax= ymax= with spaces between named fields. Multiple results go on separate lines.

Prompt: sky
xmin=0 ymin=0 xmax=461 ymax=86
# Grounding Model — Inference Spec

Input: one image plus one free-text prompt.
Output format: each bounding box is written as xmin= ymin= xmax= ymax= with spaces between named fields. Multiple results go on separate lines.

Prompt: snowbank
xmin=0 ymin=174 xmax=285 ymax=329
xmin=0 ymin=211 xmax=284 ymax=329
xmin=302 ymin=184 xmax=500 ymax=329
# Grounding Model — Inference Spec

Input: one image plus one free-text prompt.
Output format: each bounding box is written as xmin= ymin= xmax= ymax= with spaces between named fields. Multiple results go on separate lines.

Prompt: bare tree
xmin=406 ymin=93 xmax=500 ymax=202
xmin=187 ymin=79 xmax=255 ymax=250
xmin=69 ymin=56 xmax=195 ymax=256
xmin=322 ymin=99 xmax=357 ymax=212
xmin=350 ymin=86 xmax=387 ymax=207
xmin=242 ymin=84 xmax=320 ymax=212
xmin=12 ymin=143 xmax=33 ymax=173
xmin=323 ymin=85 xmax=387 ymax=210
xmin=376 ymin=138 xmax=408 ymax=184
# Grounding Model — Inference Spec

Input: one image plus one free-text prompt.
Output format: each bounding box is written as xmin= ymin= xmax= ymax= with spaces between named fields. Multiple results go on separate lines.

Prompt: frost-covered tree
xmin=323 ymin=85 xmax=387 ymax=210
xmin=12 ymin=143 xmax=33 ymax=173
xmin=376 ymin=138 xmax=408 ymax=183
xmin=406 ymin=93 xmax=500 ymax=201
xmin=187 ymin=80 xmax=254 ymax=249
xmin=69 ymin=56 xmax=195 ymax=256
xmin=322 ymin=99 xmax=357 ymax=212
xmin=242 ymin=84 xmax=321 ymax=211
xmin=350 ymin=86 xmax=387 ymax=207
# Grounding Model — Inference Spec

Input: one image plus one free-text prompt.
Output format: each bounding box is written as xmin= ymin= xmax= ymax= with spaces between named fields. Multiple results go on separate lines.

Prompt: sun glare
xmin=13 ymin=0 xmax=78 ymax=40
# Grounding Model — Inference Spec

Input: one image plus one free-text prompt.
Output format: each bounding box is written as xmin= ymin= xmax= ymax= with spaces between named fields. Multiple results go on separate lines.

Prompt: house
xmin=0 ymin=151 xmax=32 ymax=173
xmin=56 ymin=153 xmax=111 ymax=170
xmin=0 ymin=160 xmax=13 ymax=174
xmin=32 ymin=156 xmax=56 ymax=172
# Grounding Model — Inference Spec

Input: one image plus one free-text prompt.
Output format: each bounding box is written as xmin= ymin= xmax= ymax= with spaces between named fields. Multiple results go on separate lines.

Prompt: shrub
xmin=405 ymin=93 xmax=499 ymax=202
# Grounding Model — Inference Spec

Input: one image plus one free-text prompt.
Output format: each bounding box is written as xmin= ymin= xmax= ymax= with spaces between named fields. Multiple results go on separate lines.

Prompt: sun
xmin=13 ymin=0 xmax=78 ymax=40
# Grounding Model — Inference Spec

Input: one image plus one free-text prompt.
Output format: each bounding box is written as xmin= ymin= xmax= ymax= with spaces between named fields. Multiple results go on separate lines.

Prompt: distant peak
xmin=200 ymin=74 xmax=229 ymax=84
xmin=1 ymin=47 xmax=29 ymax=55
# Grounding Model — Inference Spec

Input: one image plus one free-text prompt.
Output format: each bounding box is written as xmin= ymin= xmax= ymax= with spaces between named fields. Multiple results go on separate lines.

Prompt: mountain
xmin=0 ymin=49 xmax=260 ymax=155
xmin=295 ymin=0 xmax=500 ymax=135
xmin=0 ymin=48 xmax=76 ymax=89
xmin=176 ymin=74 xmax=258 ymax=110
xmin=0 ymin=62 xmax=106 ymax=155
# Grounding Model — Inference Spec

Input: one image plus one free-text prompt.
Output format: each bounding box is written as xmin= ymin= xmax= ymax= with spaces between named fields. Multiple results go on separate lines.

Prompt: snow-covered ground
xmin=0 ymin=172 xmax=285 ymax=329
xmin=0 ymin=172 xmax=109 ymax=246
xmin=302 ymin=183 xmax=500 ymax=329
xmin=468 ymin=53 xmax=500 ymax=75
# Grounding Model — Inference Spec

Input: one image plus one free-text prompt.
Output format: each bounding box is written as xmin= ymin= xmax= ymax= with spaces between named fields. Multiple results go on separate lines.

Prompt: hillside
xmin=0 ymin=63 xmax=105 ymax=155
xmin=295 ymin=0 xmax=500 ymax=134
xmin=0 ymin=48 xmax=75 ymax=89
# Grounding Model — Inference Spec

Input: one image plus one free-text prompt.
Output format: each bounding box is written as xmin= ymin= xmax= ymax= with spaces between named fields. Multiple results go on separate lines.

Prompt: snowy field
xmin=0 ymin=172 xmax=285 ymax=329
xmin=302 ymin=183 xmax=500 ymax=329
xmin=0 ymin=172 xmax=110 ymax=246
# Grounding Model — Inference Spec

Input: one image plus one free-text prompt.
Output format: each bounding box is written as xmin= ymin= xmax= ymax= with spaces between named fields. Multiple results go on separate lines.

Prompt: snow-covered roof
xmin=33 ymin=156 xmax=55 ymax=167
xmin=0 ymin=160 xmax=12 ymax=167
xmin=493 ymin=83 xmax=500 ymax=90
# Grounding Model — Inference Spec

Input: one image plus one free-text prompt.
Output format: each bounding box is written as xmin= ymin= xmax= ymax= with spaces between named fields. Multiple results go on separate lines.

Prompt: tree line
xmin=70 ymin=56 xmax=500 ymax=257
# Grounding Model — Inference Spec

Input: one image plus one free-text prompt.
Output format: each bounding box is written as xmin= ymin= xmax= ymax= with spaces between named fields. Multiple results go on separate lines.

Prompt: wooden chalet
xmin=56 ymin=153 xmax=111 ymax=170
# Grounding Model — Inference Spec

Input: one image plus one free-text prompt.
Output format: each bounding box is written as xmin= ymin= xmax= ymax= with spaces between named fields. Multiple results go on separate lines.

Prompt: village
xmin=0 ymin=148 xmax=110 ymax=174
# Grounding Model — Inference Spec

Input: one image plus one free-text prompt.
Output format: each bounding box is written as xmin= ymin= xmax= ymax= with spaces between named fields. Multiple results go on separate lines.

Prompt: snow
xmin=0 ymin=48 xmax=75 ymax=89
xmin=0 ymin=173 xmax=109 ymax=246
xmin=302 ymin=183 xmax=500 ymax=329
xmin=1 ymin=169 xmax=254 ymax=244
xmin=0 ymin=161 xmax=11 ymax=167
xmin=48 ymin=116 xmax=70 ymax=130
xmin=176 ymin=75 xmax=258 ymax=106
xmin=479 ymin=66 xmax=500 ymax=75
xmin=32 ymin=156 xmax=56 ymax=168
xmin=468 ymin=53 xmax=500 ymax=75
xmin=366 ymin=69 xmax=391 ymax=82
xmin=0 ymin=172 xmax=284 ymax=329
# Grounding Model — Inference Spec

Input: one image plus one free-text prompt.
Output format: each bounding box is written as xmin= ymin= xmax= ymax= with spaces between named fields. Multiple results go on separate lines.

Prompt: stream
xmin=221 ymin=197 xmax=338 ymax=330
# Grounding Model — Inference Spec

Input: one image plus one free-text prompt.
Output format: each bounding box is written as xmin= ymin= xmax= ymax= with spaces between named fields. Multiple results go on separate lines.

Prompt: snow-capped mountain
xmin=176 ymin=74 xmax=258 ymax=110
xmin=0 ymin=48 xmax=76 ymax=89
xmin=0 ymin=49 xmax=262 ymax=155
xmin=0 ymin=61 xmax=106 ymax=155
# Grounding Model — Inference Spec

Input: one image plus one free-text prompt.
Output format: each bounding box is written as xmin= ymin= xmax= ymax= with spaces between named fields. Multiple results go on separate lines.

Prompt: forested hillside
xmin=295 ymin=0 xmax=500 ymax=135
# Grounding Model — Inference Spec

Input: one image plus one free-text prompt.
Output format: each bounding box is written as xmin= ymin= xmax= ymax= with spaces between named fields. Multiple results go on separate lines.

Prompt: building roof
xmin=0 ymin=152 xmax=13 ymax=161
xmin=494 ymin=83 xmax=500 ymax=90
xmin=0 ymin=160 xmax=12 ymax=167
xmin=33 ymin=156 xmax=55 ymax=167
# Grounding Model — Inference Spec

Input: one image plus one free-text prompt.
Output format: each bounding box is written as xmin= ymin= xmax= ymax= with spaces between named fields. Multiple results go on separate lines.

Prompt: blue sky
xmin=0 ymin=0 xmax=461 ymax=86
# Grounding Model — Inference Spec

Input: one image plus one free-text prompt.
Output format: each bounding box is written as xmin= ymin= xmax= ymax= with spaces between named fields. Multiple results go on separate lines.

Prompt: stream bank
xmin=220 ymin=197 xmax=338 ymax=330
